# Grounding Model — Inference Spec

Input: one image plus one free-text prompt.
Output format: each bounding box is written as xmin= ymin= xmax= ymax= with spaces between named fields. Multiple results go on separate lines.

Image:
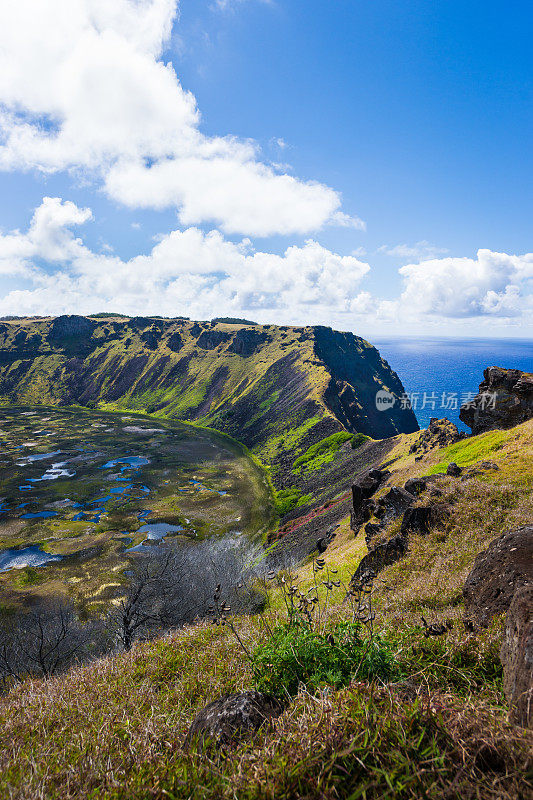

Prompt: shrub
xmin=274 ymin=487 xmax=311 ymax=516
xmin=351 ymin=432 xmax=369 ymax=449
xmin=293 ymin=432 xmax=353 ymax=473
xmin=251 ymin=621 xmax=396 ymax=698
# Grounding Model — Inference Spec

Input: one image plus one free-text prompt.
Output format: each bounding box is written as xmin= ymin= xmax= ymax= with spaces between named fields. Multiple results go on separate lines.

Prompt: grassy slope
xmin=1 ymin=421 xmax=532 ymax=799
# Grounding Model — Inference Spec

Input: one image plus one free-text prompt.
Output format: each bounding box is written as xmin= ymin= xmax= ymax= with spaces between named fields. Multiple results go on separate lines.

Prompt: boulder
xmin=463 ymin=525 xmax=533 ymax=628
xmin=459 ymin=366 xmax=533 ymax=434
xmin=404 ymin=477 xmax=427 ymax=495
xmin=500 ymin=586 xmax=533 ymax=728
xmin=364 ymin=521 xmax=383 ymax=547
xmin=350 ymin=532 xmax=408 ymax=586
xmin=446 ymin=462 xmax=462 ymax=476
xmin=185 ymin=690 xmax=282 ymax=748
xmin=401 ymin=506 xmax=434 ymax=536
xmin=375 ymin=486 xmax=416 ymax=520
xmin=351 ymin=469 xmax=389 ymax=525
xmin=409 ymin=418 xmax=462 ymax=455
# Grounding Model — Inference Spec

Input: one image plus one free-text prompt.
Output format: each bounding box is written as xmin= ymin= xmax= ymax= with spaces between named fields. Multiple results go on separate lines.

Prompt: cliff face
xmin=459 ymin=366 xmax=533 ymax=434
xmin=0 ymin=316 xmax=418 ymax=458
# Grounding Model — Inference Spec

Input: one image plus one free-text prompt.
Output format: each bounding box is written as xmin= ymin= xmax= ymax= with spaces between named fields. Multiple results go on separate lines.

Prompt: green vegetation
xmin=293 ymin=431 xmax=353 ymax=473
xmin=351 ymin=431 xmax=369 ymax=448
xmin=16 ymin=567 xmax=44 ymax=587
xmin=89 ymin=312 xmax=126 ymax=318
xmin=211 ymin=317 xmax=257 ymax=325
xmin=0 ymin=407 xmax=274 ymax=606
xmin=391 ymin=624 xmax=503 ymax=695
xmin=252 ymin=621 xmax=395 ymax=698
xmin=427 ymin=429 xmax=509 ymax=474
xmin=259 ymin=390 xmax=280 ymax=411
xmin=273 ymin=487 xmax=312 ymax=516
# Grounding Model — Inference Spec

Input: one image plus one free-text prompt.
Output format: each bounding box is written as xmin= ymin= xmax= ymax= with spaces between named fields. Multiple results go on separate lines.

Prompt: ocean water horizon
xmin=373 ymin=337 xmax=533 ymax=432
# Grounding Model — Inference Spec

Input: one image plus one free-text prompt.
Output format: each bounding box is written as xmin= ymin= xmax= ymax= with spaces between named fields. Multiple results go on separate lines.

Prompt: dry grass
xmin=1 ymin=621 xmax=531 ymax=800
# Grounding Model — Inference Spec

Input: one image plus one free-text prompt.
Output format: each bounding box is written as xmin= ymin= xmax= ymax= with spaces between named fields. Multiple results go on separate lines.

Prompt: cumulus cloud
xmin=398 ymin=249 xmax=533 ymax=318
xmin=1 ymin=200 xmax=529 ymax=328
xmin=0 ymin=198 xmax=369 ymax=317
xmin=0 ymin=0 xmax=363 ymax=237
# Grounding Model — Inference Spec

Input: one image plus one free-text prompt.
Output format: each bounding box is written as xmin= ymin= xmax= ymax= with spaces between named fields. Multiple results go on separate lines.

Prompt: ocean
xmin=373 ymin=337 xmax=533 ymax=432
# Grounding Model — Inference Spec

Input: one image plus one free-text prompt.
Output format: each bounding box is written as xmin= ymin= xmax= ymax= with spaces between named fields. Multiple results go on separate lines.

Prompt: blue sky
xmin=0 ymin=0 xmax=531 ymax=337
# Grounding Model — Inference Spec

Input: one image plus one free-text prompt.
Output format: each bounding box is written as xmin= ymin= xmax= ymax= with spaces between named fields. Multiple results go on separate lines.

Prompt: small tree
xmin=0 ymin=599 xmax=94 ymax=687
xmin=112 ymin=536 xmax=265 ymax=651
xmin=112 ymin=551 xmax=175 ymax=651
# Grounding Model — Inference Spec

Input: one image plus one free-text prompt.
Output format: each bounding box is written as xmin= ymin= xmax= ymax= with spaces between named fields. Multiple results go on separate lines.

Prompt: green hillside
xmin=0 ymin=316 xmax=418 ymax=471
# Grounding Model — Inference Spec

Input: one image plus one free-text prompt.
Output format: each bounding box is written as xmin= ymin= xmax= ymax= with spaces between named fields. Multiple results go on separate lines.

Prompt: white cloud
xmin=398 ymin=249 xmax=533 ymax=318
xmin=1 ymin=200 xmax=529 ymax=329
xmin=0 ymin=198 xmax=370 ymax=317
xmin=0 ymin=0 xmax=363 ymax=237
xmin=378 ymin=241 xmax=449 ymax=260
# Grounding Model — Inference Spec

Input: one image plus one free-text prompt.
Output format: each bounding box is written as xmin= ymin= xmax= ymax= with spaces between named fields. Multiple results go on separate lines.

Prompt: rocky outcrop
xmin=460 ymin=367 xmax=533 ymax=434
xmin=166 ymin=331 xmax=183 ymax=352
xmin=374 ymin=487 xmax=416 ymax=521
xmin=196 ymin=329 xmax=231 ymax=350
xmin=409 ymin=418 xmax=463 ymax=456
xmin=463 ymin=525 xmax=533 ymax=628
xmin=500 ymin=586 xmax=533 ymax=728
xmin=185 ymin=690 xmax=282 ymax=748
xmin=350 ymin=533 xmax=408 ymax=587
xmin=351 ymin=469 xmax=390 ymax=530
xmin=404 ymin=477 xmax=427 ymax=496
xmin=351 ymin=470 xmax=389 ymax=516
xmin=446 ymin=462 xmax=462 ymax=476
xmin=48 ymin=315 xmax=96 ymax=340
xmin=228 ymin=329 xmax=268 ymax=356
xmin=401 ymin=506 xmax=434 ymax=536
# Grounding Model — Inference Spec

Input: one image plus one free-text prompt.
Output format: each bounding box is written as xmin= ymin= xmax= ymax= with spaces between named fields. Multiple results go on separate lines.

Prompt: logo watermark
xmin=375 ymin=390 xmax=396 ymax=410
xmin=375 ymin=389 xmax=498 ymax=412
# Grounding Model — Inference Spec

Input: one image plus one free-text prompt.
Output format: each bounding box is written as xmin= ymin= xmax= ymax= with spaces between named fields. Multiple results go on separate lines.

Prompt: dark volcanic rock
xmin=185 ymin=690 xmax=282 ymax=748
xmin=375 ymin=487 xmax=416 ymax=520
xmin=351 ymin=469 xmax=389 ymax=529
xmin=404 ymin=477 xmax=427 ymax=495
xmin=500 ymin=585 xmax=533 ymax=728
xmin=351 ymin=533 xmax=408 ymax=586
xmin=313 ymin=326 xmax=419 ymax=438
xmin=401 ymin=504 xmax=449 ymax=536
xmin=364 ymin=521 xmax=383 ymax=545
xmin=460 ymin=366 xmax=533 ymax=434
xmin=446 ymin=462 xmax=462 ymax=476
xmin=463 ymin=525 xmax=533 ymax=628
xmin=190 ymin=322 xmax=203 ymax=336
xmin=196 ymin=329 xmax=231 ymax=350
xmin=48 ymin=315 xmax=96 ymax=340
xmin=140 ymin=329 xmax=158 ymax=350
xmin=166 ymin=331 xmax=183 ymax=352
xmin=409 ymin=418 xmax=463 ymax=455
xmin=228 ymin=328 xmax=268 ymax=356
